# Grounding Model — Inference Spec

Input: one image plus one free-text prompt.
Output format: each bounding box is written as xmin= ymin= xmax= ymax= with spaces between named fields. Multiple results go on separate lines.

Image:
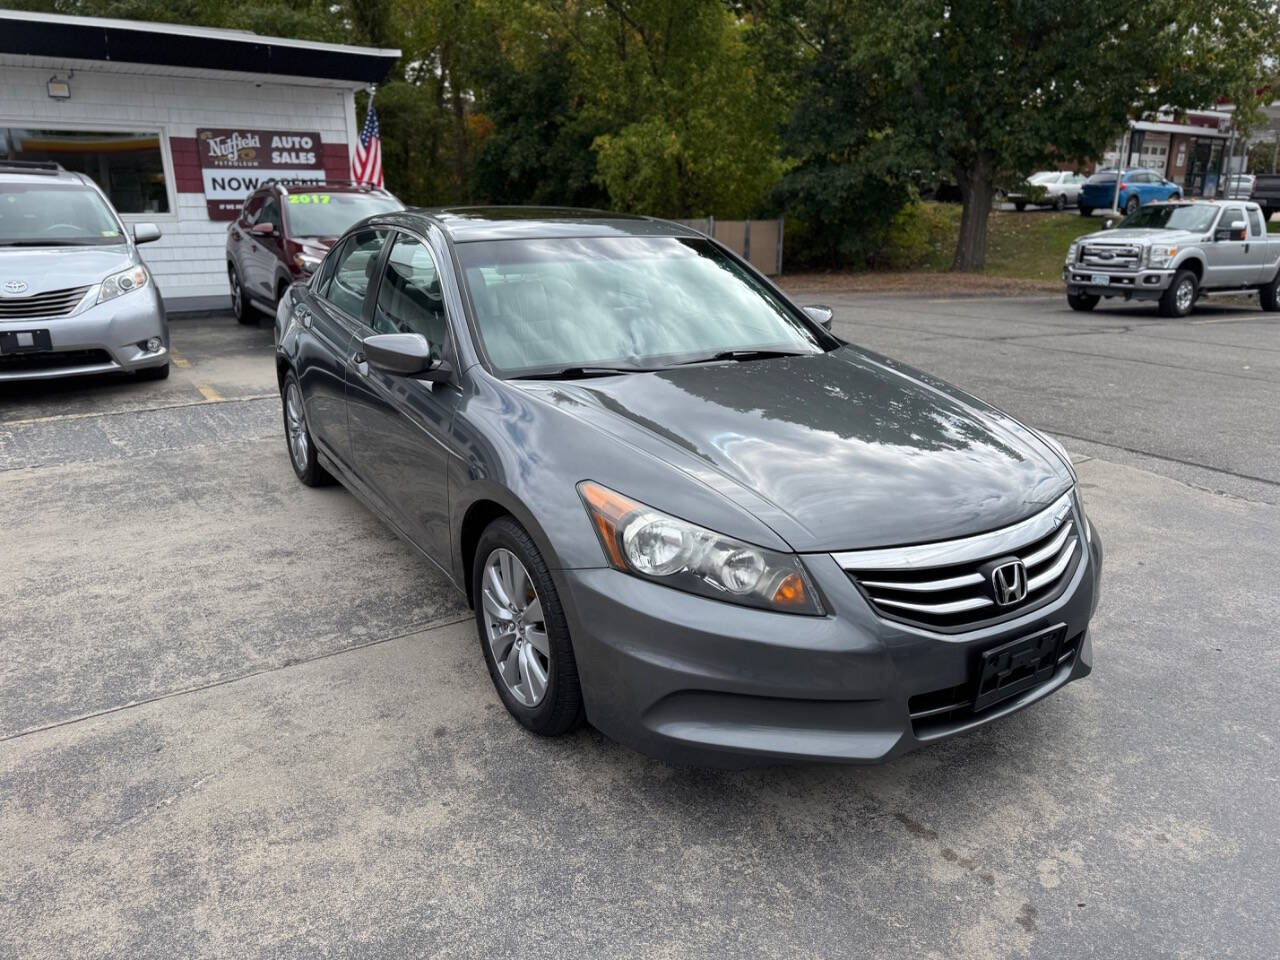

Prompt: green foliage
xmin=877 ymin=201 xmax=961 ymax=271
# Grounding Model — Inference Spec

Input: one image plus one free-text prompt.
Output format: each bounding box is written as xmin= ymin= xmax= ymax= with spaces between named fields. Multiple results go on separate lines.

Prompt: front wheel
xmin=1067 ymin=293 xmax=1100 ymax=312
xmin=1079 ymin=206 xmax=1093 ymax=217
xmin=1258 ymin=268 xmax=1280 ymax=312
xmin=1159 ymin=269 xmax=1198 ymax=318
xmin=1125 ymin=195 xmax=1140 ymax=215
xmin=282 ymin=371 xmax=333 ymax=486
xmin=474 ymin=517 xmax=584 ymax=736
xmin=1054 ymin=194 xmax=1066 ymax=211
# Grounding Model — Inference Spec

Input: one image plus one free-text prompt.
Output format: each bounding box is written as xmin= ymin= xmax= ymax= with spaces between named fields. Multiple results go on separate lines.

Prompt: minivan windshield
xmin=283 ymin=192 xmax=401 ymax=237
xmin=0 ymin=183 xmax=125 ymax=246
xmin=456 ymin=236 xmax=826 ymax=376
xmin=1116 ymin=204 xmax=1218 ymax=232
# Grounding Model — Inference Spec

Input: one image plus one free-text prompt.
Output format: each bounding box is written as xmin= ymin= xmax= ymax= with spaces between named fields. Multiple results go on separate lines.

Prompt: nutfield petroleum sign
xmin=196 ymin=128 xmax=326 ymax=220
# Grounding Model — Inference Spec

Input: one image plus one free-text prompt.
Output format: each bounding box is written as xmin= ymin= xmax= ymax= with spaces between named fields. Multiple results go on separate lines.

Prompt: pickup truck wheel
xmin=1125 ymin=195 xmax=1140 ymax=215
xmin=1067 ymin=293 xmax=1100 ymax=312
xmin=1079 ymin=206 xmax=1093 ymax=217
xmin=1159 ymin=269 xmax=1198 ymax=318
xmin=1259 ymin=269 xmax=1280 ymax=312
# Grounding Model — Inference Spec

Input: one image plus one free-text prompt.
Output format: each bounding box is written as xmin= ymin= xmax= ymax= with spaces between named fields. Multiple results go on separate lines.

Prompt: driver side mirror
xmin=250 ymin=222 xmax=276 ymax=238
xmin=1103 ymin=219 xmax=1114 ymax=230
xmin=363 ymin=333 xmax=451 ymax=382
xmin=1215 ymin=220 xmax=1247 ymax=242
xmin=802 ymin=304 xmax=834 ymax=331
xmin=132 ymin=222 xmax=162 ymax=244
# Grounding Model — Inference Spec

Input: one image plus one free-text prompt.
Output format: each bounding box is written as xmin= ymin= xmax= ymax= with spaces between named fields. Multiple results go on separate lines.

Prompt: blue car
xmin=1078 ymin=168 xmax=1182 ymax=216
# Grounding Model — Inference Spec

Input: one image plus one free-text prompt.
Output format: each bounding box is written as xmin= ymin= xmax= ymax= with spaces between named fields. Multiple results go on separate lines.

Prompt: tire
xmin=1067 ymin=293 xmax=1100 ymax=312
xmin=1014 ymin=201 xmax=1027 ymax=212
xmin=473 ymin=516 xmax=584 ymax=737
xmin=1079 ymin=206 xmax=1093 ymax=217
xmin=1258 ymin=268 xmax=1280 ymax=312
xmin=1159 ymin=269 xmax=1198 ymax=318
xmin=281 ymin=371 xmax=333 ymax=486
xmin=135 ymin=362 xmax=170 ymax=381
xmin=1125 ymin=195 xmax=1140 ymax=215
xmin=1054 ymin=194 xmax=1066 ymax=211
xmin=229 ymin=264 xmax=257 ymax=326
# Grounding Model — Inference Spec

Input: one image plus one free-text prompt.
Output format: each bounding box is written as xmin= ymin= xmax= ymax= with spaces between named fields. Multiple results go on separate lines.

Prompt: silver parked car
xmin=1009 ymin=170 xmax=1087 ymax=211
xmin=0 ymin=160 xmax=168 ymax=382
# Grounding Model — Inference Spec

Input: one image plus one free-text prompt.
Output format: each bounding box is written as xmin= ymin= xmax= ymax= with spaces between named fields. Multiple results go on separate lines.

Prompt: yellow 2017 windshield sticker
xmin=288 ymin=194 xmax=332 ymax=205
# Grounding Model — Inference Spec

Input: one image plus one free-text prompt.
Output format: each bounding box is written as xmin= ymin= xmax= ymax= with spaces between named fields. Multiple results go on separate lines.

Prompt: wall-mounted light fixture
xmin=47 ymin=77 xmax=71 ymax=100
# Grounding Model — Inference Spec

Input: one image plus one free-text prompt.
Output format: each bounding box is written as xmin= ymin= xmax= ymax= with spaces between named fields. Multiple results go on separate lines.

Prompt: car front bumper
xmin=1065 ymin=265 xmax=1173 ymax=301
xmin=0 ymin=286 xmax=169 ymax=382
xmin=558 ymin=524 xmax=1102 ymax=767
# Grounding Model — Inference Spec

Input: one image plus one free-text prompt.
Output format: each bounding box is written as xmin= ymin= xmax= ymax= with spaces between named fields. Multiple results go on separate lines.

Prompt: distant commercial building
xmin=1101 ymin=110 xmax=1235 ymax=197
xmin=0 ymin=9 xmax=398 ymax=310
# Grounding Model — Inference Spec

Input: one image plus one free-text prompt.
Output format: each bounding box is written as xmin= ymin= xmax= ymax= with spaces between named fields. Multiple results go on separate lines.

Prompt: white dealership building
xmin=0 ymin=9 xmax=398 ymax=311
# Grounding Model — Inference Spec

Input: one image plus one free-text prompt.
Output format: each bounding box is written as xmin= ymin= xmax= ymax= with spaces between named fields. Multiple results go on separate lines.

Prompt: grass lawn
xmin=914 ymin=205 xmax=1093 ymax=282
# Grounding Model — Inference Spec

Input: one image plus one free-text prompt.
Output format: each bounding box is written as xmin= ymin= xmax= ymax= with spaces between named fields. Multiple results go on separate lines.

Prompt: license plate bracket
xmin=973 ymin=624 xmax=1065 ymax=713
xmin=1090 ymin=273 xmax=1111 ymax=286
xmin=0 ymin=329 xmax=52 ymax=354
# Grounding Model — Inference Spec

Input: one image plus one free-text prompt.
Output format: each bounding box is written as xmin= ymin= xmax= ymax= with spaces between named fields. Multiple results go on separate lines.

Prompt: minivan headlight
xmin=579 ymin=481 xmax=822 ymax=615
xmin=97 ymin=265 xmax=149 ymax=303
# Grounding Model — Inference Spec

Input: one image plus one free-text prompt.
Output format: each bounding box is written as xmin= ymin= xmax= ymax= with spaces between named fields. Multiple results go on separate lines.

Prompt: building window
xmin=0 ymin=127 xmax=170 ymax=213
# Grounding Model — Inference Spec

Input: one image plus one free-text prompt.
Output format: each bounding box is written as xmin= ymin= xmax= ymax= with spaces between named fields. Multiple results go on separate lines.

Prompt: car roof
xmin=253 ymin=179 xmax=396 ymax=198
xmin=379 ymin=206 xmax=704 ymax=243
xmin=0 ymin=161 xmax=94 ymax=187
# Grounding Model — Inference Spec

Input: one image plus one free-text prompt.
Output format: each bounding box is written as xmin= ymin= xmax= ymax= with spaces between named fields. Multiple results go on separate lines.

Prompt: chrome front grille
xmin=833 ymin=493 xmax=1082 ymax=633
xmin=1079 ymin=244 xmax=1141 ymax=270
xmin=0 ymin=285 xmax=92 ymax=321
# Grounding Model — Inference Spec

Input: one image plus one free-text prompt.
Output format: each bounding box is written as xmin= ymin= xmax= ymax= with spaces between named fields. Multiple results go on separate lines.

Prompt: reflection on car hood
xmin=1077 ymin=228 xmax=1202 ymax=244
xmin=0 ymin=246 xmax=136 ymax=296
xmin=520 ymin=347 xmax=1072 ymax=551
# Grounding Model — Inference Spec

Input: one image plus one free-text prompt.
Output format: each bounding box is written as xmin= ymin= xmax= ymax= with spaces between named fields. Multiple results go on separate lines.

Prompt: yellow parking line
xmin=170 ymin=351 xmax=191 ymax=369
xmin=197 ymin=384 xmax=223 ymax=402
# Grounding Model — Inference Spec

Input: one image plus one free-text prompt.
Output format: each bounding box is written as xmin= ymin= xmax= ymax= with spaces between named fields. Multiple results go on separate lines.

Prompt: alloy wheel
xmin=285 ymin=381 xmax=309 ymax=469
xmin=230 ymin=271 xmax=243 ymax=316
xmin=481 ymin=548 xmax=550 ymax=707
xmin=1175 ymin=277 xmax=1195 ymax=314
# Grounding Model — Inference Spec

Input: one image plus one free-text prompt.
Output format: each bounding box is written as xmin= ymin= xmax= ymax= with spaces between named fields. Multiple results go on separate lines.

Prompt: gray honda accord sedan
xmin=273 ymin=207 xmax=1102 ymax=766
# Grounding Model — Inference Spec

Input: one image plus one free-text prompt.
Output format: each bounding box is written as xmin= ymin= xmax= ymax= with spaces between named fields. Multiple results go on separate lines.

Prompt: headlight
xmin=1145 ymin=244 xmax=1177 ymax=268
xmin=578 ymin=481 xmax=822 ymax=615
xmin=97 ymin=265 xmax=148 ymax=303
xmin=294 ymin=252 xmax=322 ymax=272
xmin=1073 ymin=485 xmax=1093 ymax=544
xmin=1065 ymin=242 xmax=1078 ymax=265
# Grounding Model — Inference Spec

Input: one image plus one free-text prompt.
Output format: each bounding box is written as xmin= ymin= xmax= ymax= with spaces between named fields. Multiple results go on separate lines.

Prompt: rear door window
xmin=1248 ymin=208 xmax=1264 ymax=236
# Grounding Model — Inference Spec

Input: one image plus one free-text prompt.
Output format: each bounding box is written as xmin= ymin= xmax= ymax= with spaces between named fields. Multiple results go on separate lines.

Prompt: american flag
xmin=352 ymin=100 xmax=383 ymax=187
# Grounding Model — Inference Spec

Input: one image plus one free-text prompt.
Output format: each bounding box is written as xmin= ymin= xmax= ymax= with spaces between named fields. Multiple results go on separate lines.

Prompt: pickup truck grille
xmin=1079 ymin=244 xmax=1141 ymax=270
xmin=0 ymin=285 xmax=92 ymax=320
xmin=832 ymin=493 xmax=1082 ymax=633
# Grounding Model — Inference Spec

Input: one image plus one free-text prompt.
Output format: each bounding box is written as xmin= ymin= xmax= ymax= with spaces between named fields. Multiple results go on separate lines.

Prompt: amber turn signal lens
xmin=579 ymin=481 xmax=641 ymax=569
xmin=772 ymin=571 xmax=809 ymax=608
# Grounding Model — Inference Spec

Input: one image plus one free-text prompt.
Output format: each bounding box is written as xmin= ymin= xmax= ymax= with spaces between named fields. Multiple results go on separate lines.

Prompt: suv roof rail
xmin=263 ymin=178 xmax=388 ymax=193
xmin=0 ymin=159 xmax=66 ymax=176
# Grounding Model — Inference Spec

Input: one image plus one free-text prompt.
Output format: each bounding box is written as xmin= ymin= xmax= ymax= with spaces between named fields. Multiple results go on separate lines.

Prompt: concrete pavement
xmin=1 ymin=302 xmax=1277 ymax=959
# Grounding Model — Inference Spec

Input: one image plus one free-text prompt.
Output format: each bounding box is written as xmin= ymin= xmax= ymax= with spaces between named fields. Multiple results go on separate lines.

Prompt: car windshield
xmin=283 ymin=192 xmax=401 ymax=237
xmin=1029 ymin=172 xmax=1057 ymax=184
xmin=1086 ymin=171 xmax=1120 ymax=185
xmin=0 ymin=183 xmax=125 ymax=246
xmin=1116 ymin=205 xmax=1218 ymax=232
xmin=456 ymin=236 xmax=826 ymax=376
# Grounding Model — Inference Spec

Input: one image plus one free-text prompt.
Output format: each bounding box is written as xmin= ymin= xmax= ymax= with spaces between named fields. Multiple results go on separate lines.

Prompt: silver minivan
xmin=0 ymin=160 xmax=168 ymax=382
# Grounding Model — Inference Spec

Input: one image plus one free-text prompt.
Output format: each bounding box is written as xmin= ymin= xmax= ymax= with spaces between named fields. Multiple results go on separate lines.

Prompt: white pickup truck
xmin=1063 ymin=199 xmax=1280 ymax=317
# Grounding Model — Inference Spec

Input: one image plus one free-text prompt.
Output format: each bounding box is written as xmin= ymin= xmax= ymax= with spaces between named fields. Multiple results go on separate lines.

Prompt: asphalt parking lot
xmin=2 ymin=294 xmax=1277 ymax=959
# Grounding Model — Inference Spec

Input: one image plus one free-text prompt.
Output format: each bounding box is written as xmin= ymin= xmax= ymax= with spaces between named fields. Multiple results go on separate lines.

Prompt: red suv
xmin=225 ymin=180 xmax=401 ymax=324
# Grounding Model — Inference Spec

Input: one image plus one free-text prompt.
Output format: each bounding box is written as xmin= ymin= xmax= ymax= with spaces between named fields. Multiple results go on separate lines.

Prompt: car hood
xmin=1077 ymin=228 xmax=1200 ymax=245
xmin=0 ymin=245 xmax=136 ymax=296
xmin=519 ymin=347 xmax=1072 ymax=552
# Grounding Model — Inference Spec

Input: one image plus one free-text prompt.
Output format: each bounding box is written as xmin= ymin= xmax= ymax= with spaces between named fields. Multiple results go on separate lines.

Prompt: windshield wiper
xmin=514 ymin=364 xmax=656 ymax=381
xmin=669 ymin=349 xmax=813 ymax=367
xmin=0 ymin=239 xmax=112 ymax=247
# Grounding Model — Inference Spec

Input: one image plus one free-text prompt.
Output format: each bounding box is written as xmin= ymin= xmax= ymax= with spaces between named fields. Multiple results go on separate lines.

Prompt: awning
xmin=0 ymin=10 xmax=400 ymax=86
xmin=1131 ymin=120 xmax=1229 ymax=139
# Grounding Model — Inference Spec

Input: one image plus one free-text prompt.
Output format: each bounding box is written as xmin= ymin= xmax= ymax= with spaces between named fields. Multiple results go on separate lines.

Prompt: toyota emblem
xmin=2 ymin=279 xmax=28 ymax=295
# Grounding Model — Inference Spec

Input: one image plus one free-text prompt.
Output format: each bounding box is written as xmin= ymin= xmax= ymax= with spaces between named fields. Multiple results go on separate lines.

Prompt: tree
xmin=876 ymin=1 xmax=1280 ymax=270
